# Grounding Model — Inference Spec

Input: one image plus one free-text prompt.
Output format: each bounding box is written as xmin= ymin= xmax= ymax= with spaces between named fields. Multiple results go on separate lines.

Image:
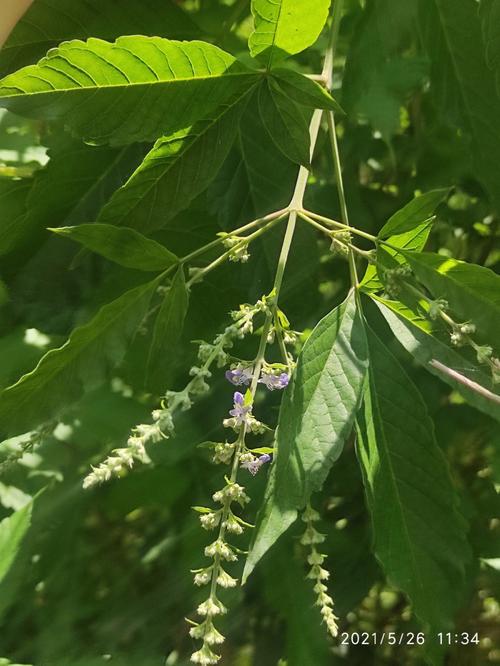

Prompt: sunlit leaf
xmin=0 ymin=37 xmax=258 ymax=146
xmin=243 ymin=292 xmax=368 ymax=582
xmin=50 ymin=224 xmax=178 ymax=272
xmin=249 ymin=0 xmax=331 ymax=68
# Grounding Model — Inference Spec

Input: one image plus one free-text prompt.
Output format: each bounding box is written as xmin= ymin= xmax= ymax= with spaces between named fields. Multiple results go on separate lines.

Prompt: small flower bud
xmin=197 ymin=597 xmax=226 ymax=617
xmin=191 ymin=643 xmax=220 ymax=664
xmin=199 ymin=512 xmax=221 ymax=530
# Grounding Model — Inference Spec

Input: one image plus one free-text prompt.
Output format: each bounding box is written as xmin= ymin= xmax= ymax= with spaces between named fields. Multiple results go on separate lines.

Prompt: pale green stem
xmin=181 ymin=208 xmax=287 ymax=267
xmin=187 ymin=214 xmax=285 ymax=287
xmin=299 ymin=210 xmax=378 ymax=243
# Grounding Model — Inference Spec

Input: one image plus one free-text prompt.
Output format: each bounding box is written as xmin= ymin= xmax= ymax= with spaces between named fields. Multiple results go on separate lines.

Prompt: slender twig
xmin=186 ymin=214 xmax=286 ymax=287
xmin=299 ymin=210 xmax=378 ymax=243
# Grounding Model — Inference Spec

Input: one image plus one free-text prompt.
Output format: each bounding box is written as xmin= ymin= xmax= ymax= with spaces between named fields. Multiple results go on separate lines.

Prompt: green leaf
xmin=356 ymin=325 xmax=470 ymax=633
xmin=209 ymin=95 xmax=298 ymax=228
xmin=360 ymin=219 xmax=433 ymax=293
xmin=0 ymin=279 xmax=159 ymax=436
xmin=379 ymin=189 xmax=449 ymax=238
xmin=249 ymin=0 xmax=331 ymax=68
xmin=0 ymin=499 xmax=34 ymax=585
xmin=50 ymin=224 xmax=178 ymax=272
xmin=270 ymin=68 xmax=343 ymax=113
xmin=1 ymin=139 xmax=145 ymax=257
xmin=372 ymin=296 xmax=500 ymax=422
xmin=0 ymin=0 xmax=199 ymax=76
xmin=0 ymin=177 xmax=31 ymax=256
xmin=243 ymin=292 xmax=368 ymax=582
xmin=420 ymin=0 xmax=500 ymax=211
xmin=480 ymin=0 xmax=500 ymax=93
xmin=0 ymin=37 xmax=258 ymax=146
xmin=258 ymin=81 xmax=311 ymax=167
xmin=405 ymin=251 xmax=500 ymax=348
xmin=342 ymin=0 xmax=426 ymax=140
xmin=146 ymin=267 xmax=189 ymax=393
xmin=96 ymin=98 xmax=248 ymax=233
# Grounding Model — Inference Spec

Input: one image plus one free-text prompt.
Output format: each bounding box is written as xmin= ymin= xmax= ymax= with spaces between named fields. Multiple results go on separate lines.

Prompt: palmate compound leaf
xmin=258 ymin=80 xmax=311 ymax=168
xmin=249 ymin=0 xmax=331 ymax=68
xmin=0 ymin=278 xmax=160 ymax=437
xmin=0 ymin=0 xmax=199 ymax=76
xmin=243 ymin=292 xmax=368 ymax=582
xmin=404 ymin=251 xmax=500 ymax=349
xmin=146 ymin=266 xmax=189 ymax=394
xmin=0 ymin=37 xmax=259 ymax=146
xmin=372 ymin=296 xmax=500 ymax=422
xmin=95 ymin=96 xmax=250 ymax=233
xmin=49 ymin=224 xmax=178 ymax=272
xmin=356 ymin=325 xmax=471 ymax=637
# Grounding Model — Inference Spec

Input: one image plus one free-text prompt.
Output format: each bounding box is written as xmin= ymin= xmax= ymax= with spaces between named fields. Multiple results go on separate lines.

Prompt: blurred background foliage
xmin=0 ymin=0 xmax=499 ymax=664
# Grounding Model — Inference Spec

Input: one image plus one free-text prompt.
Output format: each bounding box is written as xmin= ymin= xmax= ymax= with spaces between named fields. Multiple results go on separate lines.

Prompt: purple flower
xmin=259 ymin=371 xmax=290 ymax=391
xmin=229 ymin=392 xmax=252 ymax=425
xmin=241 ymin=454 xmax=272 ymax=476
xmin=225 ymin=365 xmax=253 ymax=386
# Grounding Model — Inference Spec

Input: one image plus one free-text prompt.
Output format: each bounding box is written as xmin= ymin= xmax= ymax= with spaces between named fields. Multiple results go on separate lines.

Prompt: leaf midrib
xmin=0 ymin=70 xmax=259 ymax=98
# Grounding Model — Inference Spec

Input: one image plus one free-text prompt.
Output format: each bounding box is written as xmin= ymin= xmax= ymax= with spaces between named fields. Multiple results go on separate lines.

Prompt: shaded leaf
xmin=480 ymin=0 xmax=500 ymax=93
xmin=0 ymin=177 xmax=31 ymax=256
xmin=258 ymin=81 xmax=311 ymax=167
xmin=0 ymin=279 xmax=159 ymax=436
xmin=343 ymin=0 xmax=425 ymax=139
xmin=270 ymin=68 xmax=343 ymax=113
xmin=146 ymin=267 xmax=189 ymax=393
xmin=96 ymin=97 xmax=249 ymax=232
xmin=50 ymin=224 xmax=178 ymax=272
xmin=243 ymin=292 xmax=368 ymax=582
xmin=405 ymin=251 xmax=500 ymax=348
xmin=249 ymin=0 xmax=331 ymax=68
xmin=0 ymin=37 xmax=258 ymax=146
xmin=2 ymin=139 xmax=146 ymax=262
xmin=373 ymin=296 xmax=500 ymax=422
xmin=379 ymin=189 xmax=448 ymax=238
xmin=356 ymin=325 xmax=470 ymax=633
xmin=421 ymin=0 xmax=500 ymax=211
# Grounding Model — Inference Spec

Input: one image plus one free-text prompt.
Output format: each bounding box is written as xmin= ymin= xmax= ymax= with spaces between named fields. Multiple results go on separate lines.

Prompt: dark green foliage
xmin=0 ymin=1 xmax=499 ymax=665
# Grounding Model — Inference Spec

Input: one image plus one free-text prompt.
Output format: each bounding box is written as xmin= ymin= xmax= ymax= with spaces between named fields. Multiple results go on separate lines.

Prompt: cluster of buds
xmin=450 ymin=322 xmax=476 ymax=347
xmin=189 ymin=480 xmax=251 ymax=664
xmin=329 ymin=230 xmax=352 ymax=258
xmin=428 ymin=298 xmax=449 ymax=321
xmin=383 ymin=264 xmax=413 ymax=298
xmin=218 ymin=232 xmax=251 ymax=263
xmin=230 ymin=298 xmax=272 ymax=338
xmin=301 ymin=504 xmax=339 ymax=639
xmin=425 ymin=298 xmax=500 ymax=384
xmin=82 ymin=419 xmax=167 ymax=489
